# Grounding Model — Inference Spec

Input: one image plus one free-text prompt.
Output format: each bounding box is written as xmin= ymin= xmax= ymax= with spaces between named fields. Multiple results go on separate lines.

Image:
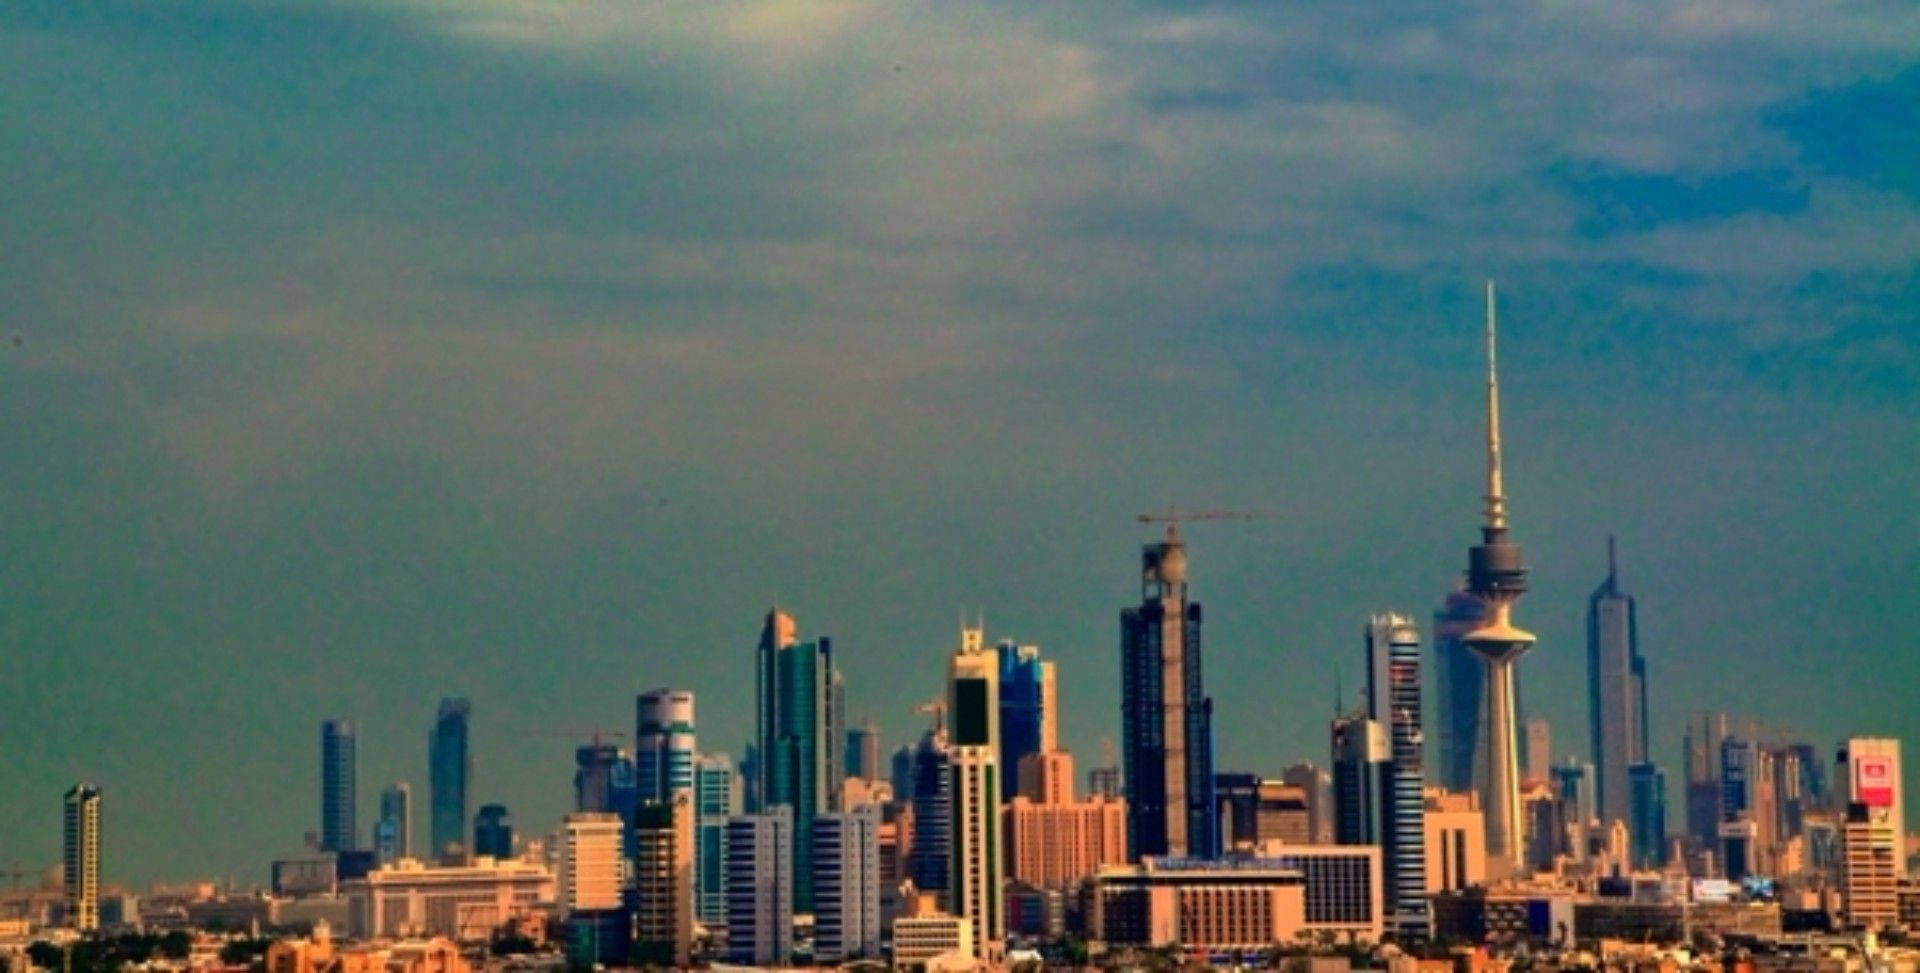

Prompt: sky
xmin=2 ymin=0 xmax=1918 ymax=887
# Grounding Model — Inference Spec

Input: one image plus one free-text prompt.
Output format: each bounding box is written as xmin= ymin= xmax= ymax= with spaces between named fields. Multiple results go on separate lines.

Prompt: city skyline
xmin=4 ymin=1 xmax=1919 ymax=886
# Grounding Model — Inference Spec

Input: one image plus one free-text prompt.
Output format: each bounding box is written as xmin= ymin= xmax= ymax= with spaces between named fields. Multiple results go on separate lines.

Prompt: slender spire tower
xmin=1462 ymin=280 xmax=1536 ymax=872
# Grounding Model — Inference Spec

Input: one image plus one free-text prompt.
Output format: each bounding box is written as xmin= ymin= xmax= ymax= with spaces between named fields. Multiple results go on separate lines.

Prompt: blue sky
xmin=2 ymin=0 xmax=1917 ymax=885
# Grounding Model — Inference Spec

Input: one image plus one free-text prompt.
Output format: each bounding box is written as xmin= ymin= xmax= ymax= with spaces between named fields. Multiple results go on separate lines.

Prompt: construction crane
xmin=1135 ymin=506 xmax=1274 ymax=541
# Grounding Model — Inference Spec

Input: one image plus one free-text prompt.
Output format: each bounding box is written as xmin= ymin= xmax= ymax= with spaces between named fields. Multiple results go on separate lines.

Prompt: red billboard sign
xmin=1856 ymin=755 xmax=1896 ymax=808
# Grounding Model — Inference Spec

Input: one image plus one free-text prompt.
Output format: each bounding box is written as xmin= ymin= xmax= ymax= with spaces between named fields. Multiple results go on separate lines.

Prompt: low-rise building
xmin=343 ymin=858 xmax=553 ymax=941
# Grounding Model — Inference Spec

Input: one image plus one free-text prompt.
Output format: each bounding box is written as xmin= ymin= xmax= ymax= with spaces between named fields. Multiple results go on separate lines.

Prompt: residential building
xmin=632 ymin=794 xmax=693 ymax=967
xmin=812 ymin=804 xmax=882 ymax=963
xmin=64 ymin=783 xmax=101 ymax=932
xmin=1423 ymin=790 xmax=1487 ymax=894
xmin=725 ymin=807 xmax=793 ymax=967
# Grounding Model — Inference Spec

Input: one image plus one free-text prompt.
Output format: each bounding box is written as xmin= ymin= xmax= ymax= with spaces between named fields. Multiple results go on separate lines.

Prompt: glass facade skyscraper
xmin=1120 ymin=527 xmax=1218 ymax=860
xmin=636 ymin=690 xmax=697 ymax=804
xmin=996 ymin=641 xmax=1055 ymax=802
xmin=429 ymin=697 xmax=471 ymax=861
xmin=1431 ymin=588 xmax=1486 ymax=797
xmin=695 ymin=753 xmax=740 ymax=925
xmin=754 ymin=610 xmax=839 ymax=910
xmin=473 ymin=803 xmax=512 ymax=859
xmin=321 ymin=719 xmax=358 ymax=853
xmin=375 ymin=782 xmax=410 ymax=864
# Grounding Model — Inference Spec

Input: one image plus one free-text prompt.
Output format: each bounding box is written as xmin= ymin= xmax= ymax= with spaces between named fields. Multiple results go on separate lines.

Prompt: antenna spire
xmin=1484 ymin=279 xmax=1508 ymax=533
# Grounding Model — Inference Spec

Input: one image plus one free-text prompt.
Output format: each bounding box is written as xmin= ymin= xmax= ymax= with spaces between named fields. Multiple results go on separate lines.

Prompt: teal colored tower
xmin=754 ymin=609 xmax=839 ymax=911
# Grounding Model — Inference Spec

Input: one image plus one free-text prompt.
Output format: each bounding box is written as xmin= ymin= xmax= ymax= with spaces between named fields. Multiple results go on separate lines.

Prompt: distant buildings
xmin=321 ymin=720 xmax=358 ymax=854
xmin=472 ymin=804 xmax=511 ymax=860
xmin=428 ymin=698 xmax=471 ymax=863
xmin=1587 ymin=539 xmax=1648 ymax=832
xmin=63 ymin=783 xmax=101 ymax=932
xmin=1089 ymin=849 xmax=1384 ymax=952
xmin=1431 ymin=587 xmax=1487 ymax=798
xmin=1366 ymin=613 xmax=1429 ymax=940
xmin=1423 ymin=789 xmax=1487 ymax=894
xmin=1843 ymin=737 xmax=1903 ymax=930
xmin=635 ymin=689 xmax=696 ymax=803
xmin=1120 ymin=524 xmax=1218 ymax=860
xmin=375 ymin=783 xmax=411 ymax=865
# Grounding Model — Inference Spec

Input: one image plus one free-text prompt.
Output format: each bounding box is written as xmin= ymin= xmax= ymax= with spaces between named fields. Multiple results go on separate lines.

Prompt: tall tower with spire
xmin=1462 ymin=281 xmax=1536 ymax=871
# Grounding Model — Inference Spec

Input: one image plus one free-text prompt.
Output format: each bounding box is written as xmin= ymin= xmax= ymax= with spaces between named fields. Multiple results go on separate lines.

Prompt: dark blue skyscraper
xmin=754 ymin=610 xmax=838 ymax=910
xmin=473 ymin=803 xmax=511 ymax=859
xmin=1628 ymin=762 xmax=1668 ymax=867
xmin=908 ymin=727 xmax=951 ymax=900
xmin=429 ymin=698 xmax=471 ymax=861
xmin=321 ymin=719 xmax=358 ymax=853
xmin=1120 ymin=525 xmax=1218 ymax=860
xmin=996 ymin=640 xmax=1054 ymax=801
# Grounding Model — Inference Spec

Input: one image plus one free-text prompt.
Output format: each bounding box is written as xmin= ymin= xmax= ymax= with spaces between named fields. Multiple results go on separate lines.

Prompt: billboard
xmin=1855 ymin=754 xmax=1896 ymax=808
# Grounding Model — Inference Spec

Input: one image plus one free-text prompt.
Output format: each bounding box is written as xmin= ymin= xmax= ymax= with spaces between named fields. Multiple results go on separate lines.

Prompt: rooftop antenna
xmin=1484 ymin=279 xmax=1508 ymax=535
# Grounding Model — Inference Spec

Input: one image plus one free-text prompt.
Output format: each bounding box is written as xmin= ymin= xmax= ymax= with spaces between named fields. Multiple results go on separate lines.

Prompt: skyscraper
xmin=429 ymin=698 xmax=471 ymax=862
xmin=908 ymin=725 xmax=952 ymax=902
xmin=63 ymin=784 xmax=101 ymax=932
xmin=559 ymin=812 xmax=625 ymax=912
xmin=1684 ymin=712 xmax=1729 ymax=856
xmin=1628 ymin=762 xmax=1668 ymax=868
xmin=1332 ymin=714 xmax=1390 ymax=846
xmin=948 ymin=623 xmax=1005 ymax=961
xmin=694 ymin=753 xmax=741 ymax=925
xmin=1460 ymin=281 xmax=1536 ymax=871
xmin=1843 ymin=737 xmax=1903 ymax=929
xmin=1587 ymin=538 xmax=1650 ymax=828
xmin=1367 ymin=614 xmax=1429 ymax=940
xmin=997 ymin=640 xmax=1057 ymax=801
xmin=473 ymin=804 xmax=512 ymax=859
xmin=321 ymin=719 xmax=358 ymax=853
xmin=754 ymin=609 xmax=839 ymax=910
xmin=845 ymin=721 xmax=881 ymax=782
xmin=1120 ymin=525 xmax=1218 ymax=860
xmin=375 ymin=783 xmax=411 ymax=865
xmin=636 ymin=689 xmax=697 ymax=803
xmin=1431 ymin=587 xmax=1487 ymax=796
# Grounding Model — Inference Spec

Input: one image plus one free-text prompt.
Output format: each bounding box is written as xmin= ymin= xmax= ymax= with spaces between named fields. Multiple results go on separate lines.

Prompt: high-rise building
xmin=948 ymin=624 xmax=1005 ymax=961
xmin=812 ymin=804 xmax=882 ymax=963
xmin=1842 ymin=737 xmax=1903 ymax=929
xmin=694 ymin=753 xmax=740 ymax=925
xmin=1459 ymin=282 xmax=1536 ymax=872
xmin=558 ymin=812 xmax=624 ymax=913
xmin=1628 ymin=762 xmax=1668 ymax=868
xmin=725 ymin=807 xmax=794 ymax=967
xmin=63 ymin=784 xmax=101 ymax=932
xmin=1423 ymin=789 xmax=1487 ymax=893
xmin=321 ymin=719 xmax=358 ymax=853
xmin=1587 ymin=538 xmax=1649 ymax=828
xmin=636 ymin=690 xmax=697 ymax=804
xmin=908 ymin=726 xmax=952 ymax=903
xmin=754 ymin=609 xmax=839 ymax=909
xmin=1431 ymin=587 xmax=1487 ymax=796
xmin=1215 ymin=775 xmax=1311 ymax=850
xmin=1684 ymin=712 xmax=1729 ymax=856
xmin=574 ymin=742 xmax=623 ymax=812
xmin=845 ymin=721 xmax=881 ymax=782
xmin=429 ymin=698 xmax=472 ymax=862
xmin=1552 ymin=759 xmax=1598 ymax=863
xmin=1283 ymin=763 xmax=1335 ymax=845
xmin=1844 ymin=738 xmax=1904 ymax=873
xmin=473 ymin=804 xmax=512 ymax=860
xmin=1120 ymin=525 xmax=1218 ymax=860
xmin=632 ymin=794 xmax=694 ymax=967
xmin=375 ymin=783 xmax=411 ymax=865
xmin=997 ymin=640 xmax=1057 ymax=801
xmin=1719 ymin=736 xmax=1759 ymax=879
xmin=1333 ymin=714 xmax=1391 ymax=847
xmin=1525 ymin=719 xmax=1552 ymax=784
xmin=1367 ymin=614 xmax=1429 ymax=940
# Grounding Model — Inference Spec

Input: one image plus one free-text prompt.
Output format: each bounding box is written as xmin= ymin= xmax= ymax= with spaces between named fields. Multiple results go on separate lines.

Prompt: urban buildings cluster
xmin=12 ymin=288 xmax=1915 ymax=970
